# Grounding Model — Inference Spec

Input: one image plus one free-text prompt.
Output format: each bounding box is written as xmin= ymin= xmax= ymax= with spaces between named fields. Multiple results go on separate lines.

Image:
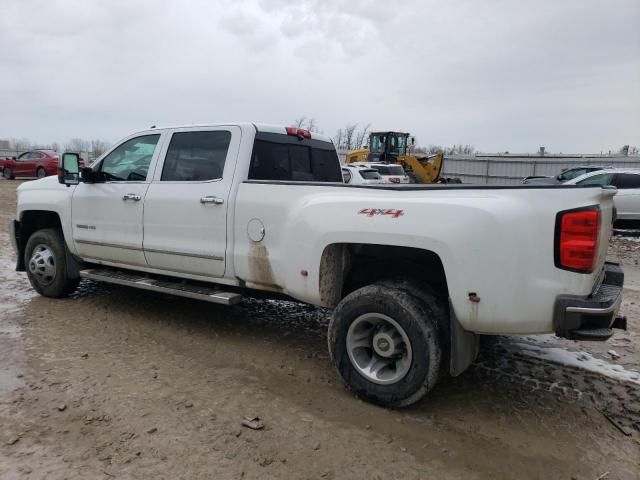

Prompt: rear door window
xmin=249 ymin=133 xmax=341 ymax=182
xmin=161 ymin=131 xmax=231 ymax=181
xmin=612 ymin=173 xmax=640 ymax=189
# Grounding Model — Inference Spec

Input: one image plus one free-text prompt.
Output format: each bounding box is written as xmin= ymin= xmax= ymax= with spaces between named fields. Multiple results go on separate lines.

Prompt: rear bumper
xmin=553 ymin=262 xmax=624 ymax=341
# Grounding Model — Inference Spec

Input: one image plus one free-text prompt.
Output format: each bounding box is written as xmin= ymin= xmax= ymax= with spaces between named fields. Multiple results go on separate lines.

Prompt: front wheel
xmin=24 ymin=228 xmax=79 ymax=297
xmin=3 ymin=167 xmax=14 ymax=180
xmin=328 ymin=282 xmax=444 ymax=407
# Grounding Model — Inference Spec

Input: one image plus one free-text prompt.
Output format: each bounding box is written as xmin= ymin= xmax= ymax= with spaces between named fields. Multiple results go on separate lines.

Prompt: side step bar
xmin=79 ymin=268 xmax=242 ymax=306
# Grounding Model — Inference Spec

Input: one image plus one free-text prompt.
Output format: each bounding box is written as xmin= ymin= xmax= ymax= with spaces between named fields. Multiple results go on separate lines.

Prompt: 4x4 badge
xmin=358 ymin=208 xmax=404 ymax=218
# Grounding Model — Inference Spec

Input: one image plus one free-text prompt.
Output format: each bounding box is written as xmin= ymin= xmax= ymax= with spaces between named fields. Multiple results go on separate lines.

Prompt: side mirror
xmin=58 ymin=153 xmax=80 ymax=186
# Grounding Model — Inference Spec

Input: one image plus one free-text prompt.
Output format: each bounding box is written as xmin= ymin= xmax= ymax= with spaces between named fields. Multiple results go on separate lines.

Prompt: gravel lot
xmin=1 ymin=178 xmax=639 ymax=480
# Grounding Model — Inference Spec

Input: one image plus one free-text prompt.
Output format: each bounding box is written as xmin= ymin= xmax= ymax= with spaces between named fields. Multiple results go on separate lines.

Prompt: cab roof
xmin=134 ymin=123 xmax=334 ymax=144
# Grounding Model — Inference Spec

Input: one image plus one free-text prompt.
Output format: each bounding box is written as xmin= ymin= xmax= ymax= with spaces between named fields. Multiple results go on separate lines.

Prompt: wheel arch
xmin=15 ymin=210 xmax=64 ymax=271
xmin=318 ymin=243 xmax=449 ymax=308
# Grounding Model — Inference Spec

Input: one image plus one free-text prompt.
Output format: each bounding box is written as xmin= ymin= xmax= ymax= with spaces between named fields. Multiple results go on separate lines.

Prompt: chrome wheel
xmin=346 ymin=313 xmax=413 ymax=385
xmin=28 ymin=244 xmax=57 ymax=285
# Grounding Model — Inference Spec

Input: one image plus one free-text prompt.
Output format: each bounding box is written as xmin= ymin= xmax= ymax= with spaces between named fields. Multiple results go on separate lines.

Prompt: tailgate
xmin=594 ymin=187 xmax=617 ymax=278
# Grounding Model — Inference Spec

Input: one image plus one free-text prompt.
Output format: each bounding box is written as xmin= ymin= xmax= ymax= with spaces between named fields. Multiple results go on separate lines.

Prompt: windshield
xmin=558 ymin=168 xmax=588 ymax=181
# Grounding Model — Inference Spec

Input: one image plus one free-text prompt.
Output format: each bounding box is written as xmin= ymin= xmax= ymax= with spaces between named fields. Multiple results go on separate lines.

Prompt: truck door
xmin=142 ymin=126 xmax=241 ymax=277
xmin=71 ymin=133 xmax=164 ymax=265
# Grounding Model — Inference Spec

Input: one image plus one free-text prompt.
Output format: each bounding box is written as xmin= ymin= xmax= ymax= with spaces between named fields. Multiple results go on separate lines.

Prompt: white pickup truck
xmin=10 ymin=123 xmax=626 ymax=407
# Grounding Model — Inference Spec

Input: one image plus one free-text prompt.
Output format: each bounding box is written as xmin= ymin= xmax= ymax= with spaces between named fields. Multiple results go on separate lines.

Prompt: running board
xmin=79 ymin=268 xmax=242 ymax=305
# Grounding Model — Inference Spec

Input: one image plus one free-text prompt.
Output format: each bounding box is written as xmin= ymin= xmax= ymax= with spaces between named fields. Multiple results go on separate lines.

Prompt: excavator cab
xmin=368 ymin=132 xmax=409 ymax=163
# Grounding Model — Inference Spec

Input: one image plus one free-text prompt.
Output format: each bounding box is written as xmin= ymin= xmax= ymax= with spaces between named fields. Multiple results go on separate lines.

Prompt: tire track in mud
xmin=471 ymin=338 xmax=640 ymax=436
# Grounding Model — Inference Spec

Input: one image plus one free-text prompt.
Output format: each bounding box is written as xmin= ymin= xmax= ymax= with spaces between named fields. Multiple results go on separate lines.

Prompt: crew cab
xmin=2 ymin=149 xmax=60 ymax=179
xmin=10 ymin=123 xmax=626 ymax=407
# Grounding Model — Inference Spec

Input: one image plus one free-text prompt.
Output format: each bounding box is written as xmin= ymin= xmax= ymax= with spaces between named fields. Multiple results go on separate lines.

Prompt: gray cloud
xmin=0 ymin=0 xmax=638 ymax=153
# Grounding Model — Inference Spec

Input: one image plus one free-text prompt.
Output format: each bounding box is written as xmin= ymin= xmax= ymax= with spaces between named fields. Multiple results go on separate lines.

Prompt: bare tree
xmin=292 ymin=116 xmax=320 ymax=133
xmin=354 ymin=123 xmax=371 ymax=149
xmin=333 ymin=128 xmax=344 ymax=149
xmin=65 ymin=138 xmax=90 ymax=152
xmin=343 ymin=124 xmax=357 ymax=150
xmin=9 ymin=138 xmax=32 ymax=150
xmin=91 ymin=139 xmax=110 ymax=156
xmin=306 ymin=117 xmax=318 ymax=133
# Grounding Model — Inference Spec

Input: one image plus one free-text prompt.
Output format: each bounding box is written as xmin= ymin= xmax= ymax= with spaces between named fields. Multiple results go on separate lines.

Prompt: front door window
xmin=99 ymin=135 xmax=160 ymax=181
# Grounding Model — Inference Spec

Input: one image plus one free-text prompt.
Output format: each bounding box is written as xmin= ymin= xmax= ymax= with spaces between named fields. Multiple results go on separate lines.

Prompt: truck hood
xmin=17 ymin=174 xmax=62 ymax=192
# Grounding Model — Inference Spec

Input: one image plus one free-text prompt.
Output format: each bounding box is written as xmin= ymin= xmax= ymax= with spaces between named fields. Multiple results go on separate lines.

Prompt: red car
xmin=1 ymin=150 xmax=60 ymax=179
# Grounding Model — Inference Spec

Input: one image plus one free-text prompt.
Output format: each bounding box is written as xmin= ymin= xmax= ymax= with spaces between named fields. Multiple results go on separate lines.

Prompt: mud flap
xmin=449 ymin=300 xmax=479 ymax=376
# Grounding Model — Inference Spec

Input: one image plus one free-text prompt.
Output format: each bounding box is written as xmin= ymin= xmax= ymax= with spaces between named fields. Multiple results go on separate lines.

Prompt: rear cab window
xmin=248 ymin=132 xmax=342 ymax=182
xmin=375 ymin=165 xmax=405 ymax=176
xmin=360 ymin=170 xmax=381 ymax=180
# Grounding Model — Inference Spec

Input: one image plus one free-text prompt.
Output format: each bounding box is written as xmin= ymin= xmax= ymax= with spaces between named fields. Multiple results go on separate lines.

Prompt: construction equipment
xmin=345 ymin=131 xmax=446 ymax=184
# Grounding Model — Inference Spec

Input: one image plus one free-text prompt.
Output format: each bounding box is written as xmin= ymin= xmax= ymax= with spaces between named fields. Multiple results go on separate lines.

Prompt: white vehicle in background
xmin=565 ymin=169 xmax=640 ymax=221
xmin=351 ymin=162 xmax=410 ymax=184
xmin=341 ymin=164 xmax=384 ymax=185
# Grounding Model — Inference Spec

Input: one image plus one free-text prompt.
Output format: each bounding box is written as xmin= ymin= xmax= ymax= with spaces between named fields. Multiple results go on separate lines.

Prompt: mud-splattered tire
xmin=3 ymin=167 xmax=14 ymax=180
xmin=24 ymin=228 xmax=79 ymax=298
xmin=328 ymin=282 xmax=443 ymax=407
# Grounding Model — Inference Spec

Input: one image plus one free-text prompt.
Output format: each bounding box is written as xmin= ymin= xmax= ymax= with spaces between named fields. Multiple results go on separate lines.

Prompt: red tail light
xmin=389 ymin=177 xmax=400 ymax=183
xmin=555 ymin=207 xmax=600 ymax=273
xmin=286 ymin=127 xmax=312 ymax=139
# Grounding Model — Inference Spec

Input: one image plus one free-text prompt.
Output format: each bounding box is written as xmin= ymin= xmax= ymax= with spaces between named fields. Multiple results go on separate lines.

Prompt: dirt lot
xmin=1 ymin=178 xmax=639 ymax=480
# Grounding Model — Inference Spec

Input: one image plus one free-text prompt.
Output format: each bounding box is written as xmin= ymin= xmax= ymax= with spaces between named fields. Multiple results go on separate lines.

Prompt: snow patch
xmin=510 ymin=342 xmax=640 ymax=385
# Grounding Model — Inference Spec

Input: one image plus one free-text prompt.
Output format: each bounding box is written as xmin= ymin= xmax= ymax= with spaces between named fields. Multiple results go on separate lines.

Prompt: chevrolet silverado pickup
xmin=10 ymin=123 xmax=626 ymax=407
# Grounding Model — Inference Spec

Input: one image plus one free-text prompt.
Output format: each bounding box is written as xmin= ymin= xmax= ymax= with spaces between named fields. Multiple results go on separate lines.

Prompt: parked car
xmin=1 ymin=150 xmax=60 ymax=179
xmin=522 ymin=165 xmax=607 ymax=184
xmin=350 ymin=162 xmax=410 ymax=184
xmin=564 ymin=169 xmax=640 ymax=221
xmin=341 ymin=164 xmax=384 ymax=184
xmin=12 ymin=123 xmax=626 ymax=407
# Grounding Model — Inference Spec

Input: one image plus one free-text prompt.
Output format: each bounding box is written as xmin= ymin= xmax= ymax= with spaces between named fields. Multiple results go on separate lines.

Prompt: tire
xmin=328 ymin=282 xmax=444 ymax=407
xmin=24 ymin=228 xmax=80 ymax=298
xmin=377 ymin=278 xmax=450 ymax=380
xmin=36 ymin=167 xmax=46 ymax=178
xmin=3 ymin=167 xmax=14 ymax=180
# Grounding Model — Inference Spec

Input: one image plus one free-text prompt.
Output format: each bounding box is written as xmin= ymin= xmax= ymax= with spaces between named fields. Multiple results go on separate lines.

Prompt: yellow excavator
xmin=345 ymin=131 xmax=448 ymax=184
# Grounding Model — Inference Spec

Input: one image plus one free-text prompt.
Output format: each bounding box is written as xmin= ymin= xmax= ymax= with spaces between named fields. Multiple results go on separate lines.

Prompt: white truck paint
xmin=12 ymin=122 xmax=625 ymax=406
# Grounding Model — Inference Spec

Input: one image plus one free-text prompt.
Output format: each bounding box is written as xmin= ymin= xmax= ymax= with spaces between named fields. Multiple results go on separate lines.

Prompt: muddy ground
xmin=0 ymin=178 xmax=638 ymax=480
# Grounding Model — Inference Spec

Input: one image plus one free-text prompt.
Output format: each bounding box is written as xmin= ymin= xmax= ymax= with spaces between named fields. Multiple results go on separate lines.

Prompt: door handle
xmin=200 ymin=196 xmax=224 ymax=205
xmin=122 ymin=193 xmax=142 ymax=201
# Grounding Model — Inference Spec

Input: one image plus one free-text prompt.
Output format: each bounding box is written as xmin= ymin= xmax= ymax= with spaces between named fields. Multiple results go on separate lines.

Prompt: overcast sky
xmin=1 ymin=0 xmax=638 ymax=153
